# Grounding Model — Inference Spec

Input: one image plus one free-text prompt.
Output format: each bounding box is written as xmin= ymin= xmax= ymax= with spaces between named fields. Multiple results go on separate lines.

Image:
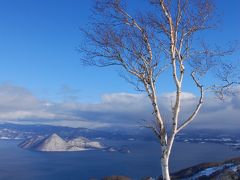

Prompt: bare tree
xmin=80 ymin=0 xmax=239 ymax=179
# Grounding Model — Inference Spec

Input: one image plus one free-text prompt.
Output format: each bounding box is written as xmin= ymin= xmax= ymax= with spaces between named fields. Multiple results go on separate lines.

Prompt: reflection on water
xmin=0 ymin=140 xmax=239 ymax=180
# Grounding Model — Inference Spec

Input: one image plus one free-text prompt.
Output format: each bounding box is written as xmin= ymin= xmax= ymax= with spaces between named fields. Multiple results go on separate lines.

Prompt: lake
xmin=0 ymin=140 xmax=239 ymax=180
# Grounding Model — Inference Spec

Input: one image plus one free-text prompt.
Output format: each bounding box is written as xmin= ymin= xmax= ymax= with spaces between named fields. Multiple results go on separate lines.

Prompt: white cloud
xmin=0 ymin=111 xmax=56 ymax=120
xmin=0 ymin=83 xmax=239 ymax=130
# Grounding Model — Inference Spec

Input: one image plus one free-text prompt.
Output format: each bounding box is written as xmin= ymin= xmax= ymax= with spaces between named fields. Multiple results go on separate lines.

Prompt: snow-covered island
xmin=18 ymin=133 xmax=105 ymax=152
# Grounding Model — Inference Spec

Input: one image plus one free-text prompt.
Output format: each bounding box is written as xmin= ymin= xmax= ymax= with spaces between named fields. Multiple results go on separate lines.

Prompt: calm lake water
xmin=0 ymin=140 xmax=239 ymax=180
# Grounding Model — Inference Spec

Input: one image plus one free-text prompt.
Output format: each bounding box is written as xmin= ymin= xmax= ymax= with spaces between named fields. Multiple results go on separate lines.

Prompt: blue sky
xmin=0 ymin=0 xmax=134 ymax=102
xmin=0 ymin=1 xmax=239 ymax=129
xmin=0 ymin=0 xmax=239 ymax=103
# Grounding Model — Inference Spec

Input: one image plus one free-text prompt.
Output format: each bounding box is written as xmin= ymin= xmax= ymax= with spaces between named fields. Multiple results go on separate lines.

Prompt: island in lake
xmin=18 ymin=133 xmax=122 ymax=152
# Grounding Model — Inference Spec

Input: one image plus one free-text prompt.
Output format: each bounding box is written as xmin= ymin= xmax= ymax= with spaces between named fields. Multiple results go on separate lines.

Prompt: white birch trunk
xmin=161 ymin=147 xmax=171 ymax=180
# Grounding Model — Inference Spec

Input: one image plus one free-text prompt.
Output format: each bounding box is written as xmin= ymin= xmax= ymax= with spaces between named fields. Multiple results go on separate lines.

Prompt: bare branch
xmin=177 ymin=72 xmax=204 ymax=133
xmin=140 ymin=119 xmax=161 ymax=139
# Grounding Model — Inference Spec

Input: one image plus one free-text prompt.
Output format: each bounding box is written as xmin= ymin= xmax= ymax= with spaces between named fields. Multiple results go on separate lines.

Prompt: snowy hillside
xmin=19 ymin=133 xmax=105 ymax=152
xmin=168 ymin=157 xmax=240 ymax=180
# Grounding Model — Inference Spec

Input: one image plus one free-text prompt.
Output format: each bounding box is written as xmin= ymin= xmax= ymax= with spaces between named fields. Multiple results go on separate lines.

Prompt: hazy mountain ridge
xmin=1 ymin=123 xmax=240 ymax=151
xmin=0 ymin=123 xmax=142 ymax=141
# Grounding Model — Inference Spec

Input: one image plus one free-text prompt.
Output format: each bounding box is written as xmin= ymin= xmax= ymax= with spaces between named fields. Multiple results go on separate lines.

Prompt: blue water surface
xmin=0 ymin=140 xmax=239 ymax=180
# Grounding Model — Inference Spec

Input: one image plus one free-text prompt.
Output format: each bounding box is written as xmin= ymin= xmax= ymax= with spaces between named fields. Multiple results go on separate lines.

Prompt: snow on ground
xmin=184 ymin=163 xmax=234 ymax=180
xmin=229 ymin=164 xmax=240 ymax=172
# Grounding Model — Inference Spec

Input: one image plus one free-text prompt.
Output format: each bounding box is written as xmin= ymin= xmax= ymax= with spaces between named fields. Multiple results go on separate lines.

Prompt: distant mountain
xmin=19 ymin=133 xmax=104 ymax=152
xmin=0 ymin=123 xmax=144 ymax=141
xmin=1 ymin=123 xmax=240 ymax=151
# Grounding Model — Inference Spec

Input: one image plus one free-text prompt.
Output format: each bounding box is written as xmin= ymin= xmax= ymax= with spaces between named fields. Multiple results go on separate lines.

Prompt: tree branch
xmin=177 ymin=71 xmax=204 ymax=133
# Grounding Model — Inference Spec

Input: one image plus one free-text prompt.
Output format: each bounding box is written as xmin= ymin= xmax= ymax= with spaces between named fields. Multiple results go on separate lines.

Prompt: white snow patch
xmin=184 ymin=163 xmax=234 ymax=180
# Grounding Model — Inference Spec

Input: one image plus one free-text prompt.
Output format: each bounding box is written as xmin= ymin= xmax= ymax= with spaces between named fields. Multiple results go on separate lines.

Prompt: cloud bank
xmin=0 ymin=83 xmax=239 ymax=130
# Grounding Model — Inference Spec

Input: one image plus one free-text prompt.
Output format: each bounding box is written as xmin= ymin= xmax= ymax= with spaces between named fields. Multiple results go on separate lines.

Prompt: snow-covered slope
xmin=19 ymin=133 xmax=105 ymax=152
xmin=36 ymin=133 xmax=68 ymax=151
xmin=168 ymin=157 xmax=240 ymax=180
xmin=68 ymin=137 xmax=103 ymax=149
